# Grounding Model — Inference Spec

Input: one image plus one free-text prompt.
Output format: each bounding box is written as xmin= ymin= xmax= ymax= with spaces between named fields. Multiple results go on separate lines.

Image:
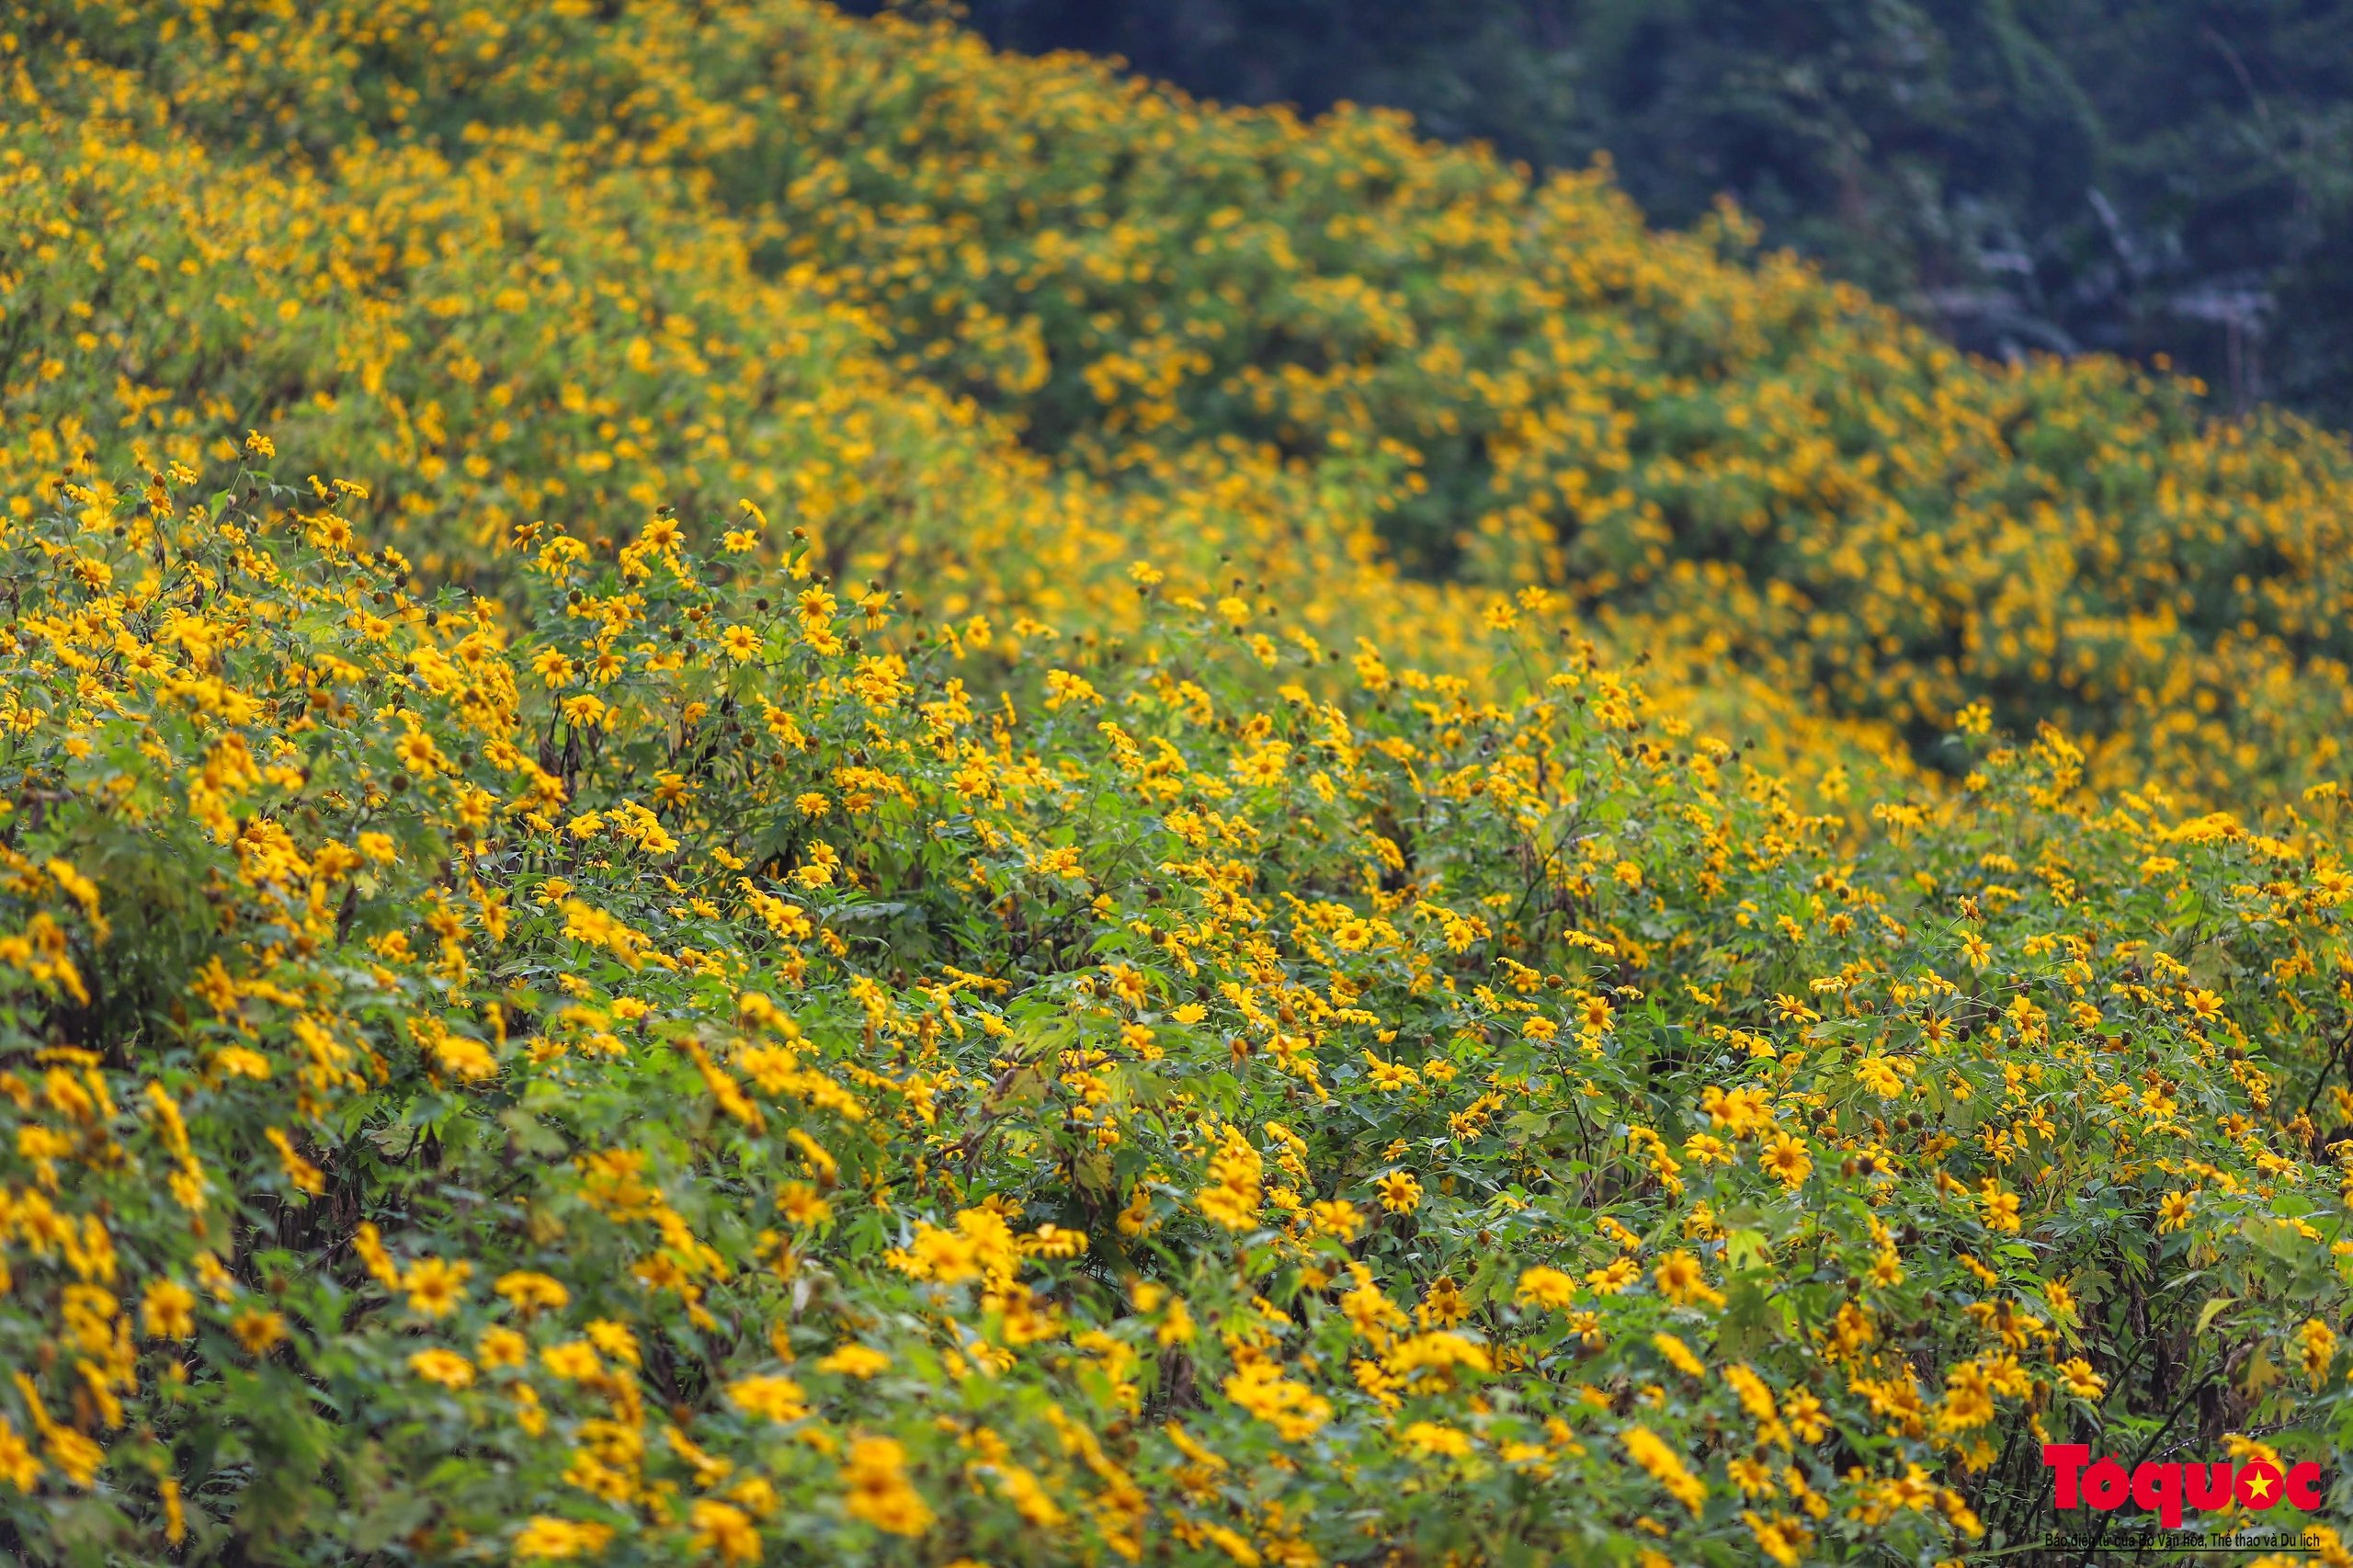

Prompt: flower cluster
xmin=0 ymin=1 xmax=2350 ymax=1562
xmin=11 ymin=0 xmax=2353 ymax=804
xmin=0 ymin=469 xmax=2347 ymax=1564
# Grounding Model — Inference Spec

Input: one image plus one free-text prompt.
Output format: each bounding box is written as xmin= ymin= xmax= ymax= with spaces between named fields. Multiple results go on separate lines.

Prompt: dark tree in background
xmin=879 ymin=0 xmax=2353 ymax=428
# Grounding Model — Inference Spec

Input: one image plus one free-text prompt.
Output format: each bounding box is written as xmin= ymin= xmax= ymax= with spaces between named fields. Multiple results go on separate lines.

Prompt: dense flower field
xmin=1 ymin=2 xmax=2351 ymax=1564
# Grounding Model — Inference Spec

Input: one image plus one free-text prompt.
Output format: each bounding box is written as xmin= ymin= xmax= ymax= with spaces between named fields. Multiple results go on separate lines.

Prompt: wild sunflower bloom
xmin=403 ymin=1257 xmax=472 ymax=1318
xmin=1652 ymin=1332 xmax=1706 ymax=1378
xmin=1936 ymin=1361 xmax=1998 ymax=1431
xmin=1416 ymin=1277 xmax=1470 ymax=1327
xmin=393 ymin=730 xmax=446 ymax=776
xmin=842 ymin=1437 xmax=935 ymax=1537
xmin=1683 ymin=1131 xmax=1734 ymax=1165
xmin=1514 ymin=1267 xmax=1578 ymax=1310
xmin=689 ymin=1501 xmax=761 ymax=1563
xmin=477 ymin=1327 xmax=529 ymax=1370
xmin=1760 ymin=1132 xmax=1813 ymax=1188
xmin=1622 ymin=1426 xmax=1707 ymax=1515
xmin=512 ymin=1517 xmax=615 ymax=1561
xmin=2055 ymin=1358 xmax=2107 ymax=1400
xmin=1374 ymin=1170 xmax=1422 ymax=1213
xmin=1781 ymin=1386 xmax=1830 ymax=1443
xmin=0 ymin=1417 xmax=40 ymax=1492
xmin=1856 ymin=1056 xmax=1904 ymax=1097
xmin=1586 ymin=1257 xmax=1640 ymax=1295
xmin=408 ymin=1348 xmax=476 ymax=1389
xmin=231 ymin=1310 xmax=288 ymax=1357
xmin=540 ymin=1342 xmax=603 ymax=1381
xmin=1309 ymin=1199 xmax=1365 ymax=1240
xmin=1402 ymin=1421 xmax=1472 ymax=1458
xmin=2297 ymin=1319 xmax=2336 ymax=1389
xmin=727 ymin=1376 xmax=810 ymax=1423
xmin=1654 ymin=1250 xmax=1725 ymax=1308
xmin=141 ymin=1277 xmax=197 ymax=1339
xmin=816 ymin=1345 xmax=890 ymax=1379
xmin=778 ymin=1181 xmax=834 ymax=1227
xmin=495 ymin=1271 xmax=570 ymax=1316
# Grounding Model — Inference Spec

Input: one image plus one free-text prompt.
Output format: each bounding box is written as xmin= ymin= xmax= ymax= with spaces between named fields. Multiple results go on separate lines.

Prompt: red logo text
xmin=2042 ymin=1444 xmax=2325 ymax=1528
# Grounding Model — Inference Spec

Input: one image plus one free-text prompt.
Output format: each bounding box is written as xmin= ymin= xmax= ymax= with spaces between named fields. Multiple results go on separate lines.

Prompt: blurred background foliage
xmin=915 ymin=0 xmax=2353 ymax=427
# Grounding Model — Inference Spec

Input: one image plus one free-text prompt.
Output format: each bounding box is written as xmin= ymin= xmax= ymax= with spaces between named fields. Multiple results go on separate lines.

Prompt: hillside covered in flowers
xmin=2 ymin=2 xmax=2351 ymax=1564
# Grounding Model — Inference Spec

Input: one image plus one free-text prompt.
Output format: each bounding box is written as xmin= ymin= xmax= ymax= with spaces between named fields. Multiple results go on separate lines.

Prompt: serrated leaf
xmin=2241 ymin=1343 xmax=2283 ymax=1400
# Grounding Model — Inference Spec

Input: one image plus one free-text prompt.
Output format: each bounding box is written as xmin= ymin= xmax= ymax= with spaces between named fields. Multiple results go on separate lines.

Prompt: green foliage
xmin=0 ymin=6 xmax=2350 ymax=1562
xmin=949 ymin=0 xmax=2353 ymax=424
xmin=0 ymin=462 xmax=2349 ymax=1563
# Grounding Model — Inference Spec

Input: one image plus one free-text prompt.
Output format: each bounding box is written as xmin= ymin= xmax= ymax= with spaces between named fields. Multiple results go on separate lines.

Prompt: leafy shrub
xmin=0 ymin=465 xmax=2348 ymax=1563
xmin=2 ymin=5 xmax=2352 ymax=1564
xmin=8 ymin=0 xmax=2353 ymax=801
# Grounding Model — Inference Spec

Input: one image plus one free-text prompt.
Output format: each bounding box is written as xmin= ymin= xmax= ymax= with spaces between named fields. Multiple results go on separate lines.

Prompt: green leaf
xmin=1724 ymin=1228 xmax=1771 ymax=1274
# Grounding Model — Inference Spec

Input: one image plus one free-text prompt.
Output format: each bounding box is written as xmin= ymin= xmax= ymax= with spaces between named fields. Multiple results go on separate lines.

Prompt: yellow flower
xmin=215 ymin=1047 xmax=272 ymax=1080
xmin=142 ymin=1277 xmax=197 ymax=1339
xmin=1514 ymin=1267 xmax=1578 ymax=1310
xmin=1222 ymin=1362 xmax=1333 ymax=1440
xmin=842 ymin=1437 xmax=935 ymax=1537
xmin=1856 ymin=1056 xmax=1904 ymax=1097
xmin=407 ymin=1348 xmax=476 ymax=1389
xmin=2055 ymin=1357 xmax=2106 ymax=1400
xmin=1401 ymin=1421 xmax=1473 ymax=1458
xmin=778 ymin=1180 xmax=834 ymax=1227
xmin=512 ymin=1517 xmax=616 ymax=1561
xmin=231 ymin=1310 xmax=288 ymax=1357
xmin=477 ymin=1327 xmax=529 ymax=1369
xmin=1782 ymin=1386 xmax=1830 ymax=1443
xmin=495 ymin=1271 xmax=570 ymax=1316
xmin=1652 ymin=1331 xmax=1707 ymax=1378
xmin=403 ymin=1256 xmax=472 ymax=1318
xmin=1759 ymin=1132 xmax=1813 ymax=1188
xmin=0 ymin=1415 xmax=44 ymax=1492
xmin=1309 ymin=1199 xmax=1365 ymax=1240
xmin=1415 ymin=1276 xmax=1470 ymax=1328
xmin=1654 ymin=1250 xmax=1726 ymax=1308
xmin=1745 ymin=1510 xmax=1812 ymax=1567
xmin=393 ymin=730 xmax=446 ymax=776
xmin=541 ymin=1342 xmax=603 ymax=1381
xmin=727 ymin=1376 xmax=810 ymax=1423
xmin=1586 ymin=1257 xmax=1641 ymax=1295
xmin=689 ymin=1500 xmax=761 ymax=1563
xmin=816 ymin=1345 xmax=890 ymax=1379
xmin=2297 ymin=1318 xmax=2337 ymax=1389
xmin=1622 ymin=1425 xmax=1707 ymax=1516
xmin=1374 ymin=1170 xmax=1422 ymax=1213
